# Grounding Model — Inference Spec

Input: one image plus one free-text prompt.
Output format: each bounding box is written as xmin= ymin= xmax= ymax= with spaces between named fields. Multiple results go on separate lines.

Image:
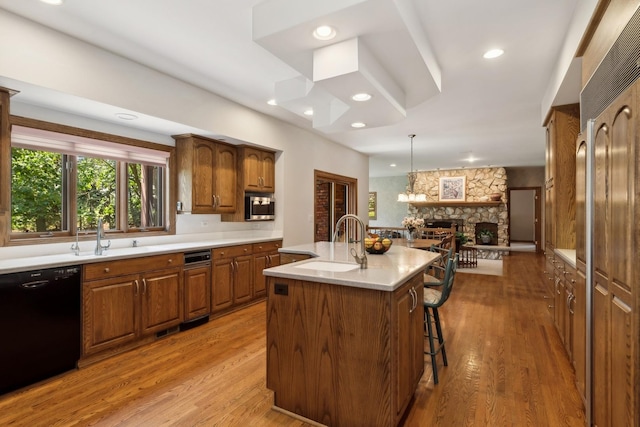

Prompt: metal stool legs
xmin=424 ymin=306 xmax=447 ymax=384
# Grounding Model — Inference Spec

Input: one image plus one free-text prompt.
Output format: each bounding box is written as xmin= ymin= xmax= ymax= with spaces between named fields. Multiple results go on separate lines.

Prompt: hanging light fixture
xmin=397 ymin=134 xmax=427 ymax=202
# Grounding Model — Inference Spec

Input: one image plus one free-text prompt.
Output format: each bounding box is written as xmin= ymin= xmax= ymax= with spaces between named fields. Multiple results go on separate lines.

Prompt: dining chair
xmin=424 ymin=240 xmax=453 ymax=285
xmin=423 ymin=253 xmax=458 ymax=384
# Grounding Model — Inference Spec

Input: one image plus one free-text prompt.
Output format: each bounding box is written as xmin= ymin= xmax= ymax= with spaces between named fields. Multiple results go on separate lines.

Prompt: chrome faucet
xmin=95 ymin=218 xmax=111 ymax=255
xmin=332 ymin=214 xmax=368 ymax=269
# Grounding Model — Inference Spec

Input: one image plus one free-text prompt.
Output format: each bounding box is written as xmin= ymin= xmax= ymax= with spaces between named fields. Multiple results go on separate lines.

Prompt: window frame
xmin=3 ymin=115 xmax=176 ymax=245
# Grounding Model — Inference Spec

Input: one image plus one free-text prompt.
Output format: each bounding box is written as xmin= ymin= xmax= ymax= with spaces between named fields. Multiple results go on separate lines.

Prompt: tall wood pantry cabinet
xmin=586 ymin=80 xmax=638 ymax=427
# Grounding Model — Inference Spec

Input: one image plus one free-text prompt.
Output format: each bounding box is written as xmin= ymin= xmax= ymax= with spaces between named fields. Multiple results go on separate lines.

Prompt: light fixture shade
xmin=397 ymin=192 xmax=427 ymax=202
xmin=397 ymin=134 xmax=427 ymax=202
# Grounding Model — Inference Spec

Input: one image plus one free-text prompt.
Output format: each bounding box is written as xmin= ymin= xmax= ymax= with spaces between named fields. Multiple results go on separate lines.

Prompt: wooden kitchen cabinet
xmin=252 ymin=240 xmax=282 ymax=298
xmin=183 ymin=264 xmax=211 ymax=321
xmin=221 ymin=146 xmax=276 ymax=222
xmin=242 ymin=146 xmax=275 ymax=192
xmin=588 ymin=81 xmax=638 ymax=427
xmin=393 ymin=273 xmax=424 ymax=419
xmin=175 ymin=134 xmax=237 ymax=214
xmin=266 ymin=271 xmax=424 ymax=426
xmin=82 ymin=253 xmax=183 ymax=357
xmin=544 ymin=104 xmax=579 ymax=252
xmin=211 ymin=245 xmax=253 ymax=313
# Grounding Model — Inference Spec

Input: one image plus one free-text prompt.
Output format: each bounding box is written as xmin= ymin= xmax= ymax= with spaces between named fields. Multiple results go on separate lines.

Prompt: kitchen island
xmin=263 ymin=242 xmax=439 ymax=426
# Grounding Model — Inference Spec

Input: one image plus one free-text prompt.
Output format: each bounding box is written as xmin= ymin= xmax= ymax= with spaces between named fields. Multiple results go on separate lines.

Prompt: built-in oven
xmin=245 ymin=193 xmax=275 ymax=221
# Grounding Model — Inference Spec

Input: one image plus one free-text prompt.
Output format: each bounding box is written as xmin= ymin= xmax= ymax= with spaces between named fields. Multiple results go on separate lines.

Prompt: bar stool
xmin=423 ymin=254 xmax=458 ymax=384
xmin=424 ymin=242 xmax=453 ymax=285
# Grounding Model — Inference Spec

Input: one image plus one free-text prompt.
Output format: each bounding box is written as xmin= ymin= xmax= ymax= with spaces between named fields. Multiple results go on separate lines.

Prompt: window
xmin=9 ymin=123 xmax=171 ymax=239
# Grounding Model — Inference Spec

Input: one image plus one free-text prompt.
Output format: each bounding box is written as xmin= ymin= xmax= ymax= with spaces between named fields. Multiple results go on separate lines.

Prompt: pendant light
xmin=397 ymin=134 xmax=427 ymax=202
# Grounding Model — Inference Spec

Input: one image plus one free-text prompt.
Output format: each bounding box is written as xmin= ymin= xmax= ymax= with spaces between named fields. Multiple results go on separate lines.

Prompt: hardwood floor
xmin=0 ymin=252 xmax=585 ymax=426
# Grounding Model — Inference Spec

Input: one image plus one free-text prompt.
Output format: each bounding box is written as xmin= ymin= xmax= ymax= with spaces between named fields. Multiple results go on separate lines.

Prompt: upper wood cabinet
xmin=242 ymin=147 xmax=275 ymax=193
xmin=544 ymin=104 xmax=579 ymax=250
xmin=175 ymin=135 xmax=237 ymax=214
xmin=222 ymin=146 xmax=276 ymax=222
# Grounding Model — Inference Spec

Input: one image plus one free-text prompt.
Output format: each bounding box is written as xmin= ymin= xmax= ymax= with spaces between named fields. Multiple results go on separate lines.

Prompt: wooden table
xmin=393 ymin=238 xmax=442 ymax=250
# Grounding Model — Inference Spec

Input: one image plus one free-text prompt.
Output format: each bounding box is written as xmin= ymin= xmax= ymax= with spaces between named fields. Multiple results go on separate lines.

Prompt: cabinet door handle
xmin=142 ymin=278 xmax=147 ymax=295
xmin=568 ymin=294 xmax=575 ymax=315
xmin=408 ymin=288 xmax=415 ymax=313
xmin=134 ymin=280 xmax=140 ymax=296
xmin=266 ymin=255 xmax=271 ymax=266
xmin=216 ymin=195 xmax=221 ymax=207
xmin=212 ymin=194 xmax=216 ymax=207
xmin=409 ymin=288 xmax=418 ymax=313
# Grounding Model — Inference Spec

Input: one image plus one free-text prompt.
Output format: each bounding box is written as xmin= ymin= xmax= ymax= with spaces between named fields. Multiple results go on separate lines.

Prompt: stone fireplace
xmin=405 ymin=167 xmax=509 ymax=246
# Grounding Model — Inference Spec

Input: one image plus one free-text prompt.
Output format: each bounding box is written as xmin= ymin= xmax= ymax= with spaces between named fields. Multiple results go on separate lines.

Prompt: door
xmin=508 ymin=187 xmax=541 ymax=252
xmin=314 ymin=170 xmax=358 ymax=242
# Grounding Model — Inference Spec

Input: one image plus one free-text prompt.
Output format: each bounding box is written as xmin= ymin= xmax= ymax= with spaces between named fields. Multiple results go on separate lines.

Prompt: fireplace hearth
xmin=475 ymin=222 xmax=498 ymax=245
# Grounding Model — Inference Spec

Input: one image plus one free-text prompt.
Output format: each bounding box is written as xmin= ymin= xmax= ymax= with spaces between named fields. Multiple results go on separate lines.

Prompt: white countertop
xmin=554 ymin=249 xmax=576 ymax=267
xmin=264 ymin=241 xmax=440 ymax=292
xmin=0 ymin=235 xmax=282 ymax=275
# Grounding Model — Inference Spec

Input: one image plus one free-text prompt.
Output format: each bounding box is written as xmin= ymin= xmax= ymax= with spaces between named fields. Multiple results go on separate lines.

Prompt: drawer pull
xmin=168 ymin=258 xmax=173 ymax=263
xmin=104 ymin=267 xmax=110 ymax=273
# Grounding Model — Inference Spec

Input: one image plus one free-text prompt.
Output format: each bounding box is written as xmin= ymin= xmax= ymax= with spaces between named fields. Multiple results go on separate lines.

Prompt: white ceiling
xmin=0 ymin=0 xmax=584 ymax=177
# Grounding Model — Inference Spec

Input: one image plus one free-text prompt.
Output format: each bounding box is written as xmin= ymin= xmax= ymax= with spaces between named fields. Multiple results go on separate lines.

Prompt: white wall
xmin=369 ymin=176 xmax=409 ymax=227
xmin=0 ymin=10 xmax=369 ymax=248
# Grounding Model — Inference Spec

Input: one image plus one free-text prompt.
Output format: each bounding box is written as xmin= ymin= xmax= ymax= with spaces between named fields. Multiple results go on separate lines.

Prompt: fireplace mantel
xmin=410 ymin=201 xmax=502 ymax=208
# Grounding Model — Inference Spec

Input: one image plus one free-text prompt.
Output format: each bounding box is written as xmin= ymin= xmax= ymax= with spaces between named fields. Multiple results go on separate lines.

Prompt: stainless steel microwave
xmin=245 ymin=194 xmax=275 ymax=221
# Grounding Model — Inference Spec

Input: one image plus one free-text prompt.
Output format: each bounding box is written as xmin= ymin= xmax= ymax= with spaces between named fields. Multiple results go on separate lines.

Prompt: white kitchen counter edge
xmin=0 ymin=236 xmax=283 ymax=275
xmin=265 ymin=241 xmax=439 ymax=292
xmin=554 ymin=249 xmax=576 ymax=268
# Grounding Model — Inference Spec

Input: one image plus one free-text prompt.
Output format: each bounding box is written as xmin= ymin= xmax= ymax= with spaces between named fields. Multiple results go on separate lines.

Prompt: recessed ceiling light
xmin=351 ymin=122 xmax=366 ymax=128
xmin=313 ymin=25 xmax=336 ymax=41
xmin=267 ymin=99 xmax=277 ymax=106
xmin=115 ymin=113 xmax=138 ymax=120
xmin=390 ymin=164 xmax=397 ymax=168
xmin=40 ymin=0 xmax=63 ymax=5
xmin=303 ymin=109 xmax=314 ymax=116
xmin=483 ymin=48 xmax=504 ymax=59
xmin=351 ymin=93 xmax=372 ymax=102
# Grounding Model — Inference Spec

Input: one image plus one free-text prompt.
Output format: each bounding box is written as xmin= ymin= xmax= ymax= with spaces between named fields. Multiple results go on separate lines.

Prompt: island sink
xmin=293 ymin=261 xmax=360 ymax=272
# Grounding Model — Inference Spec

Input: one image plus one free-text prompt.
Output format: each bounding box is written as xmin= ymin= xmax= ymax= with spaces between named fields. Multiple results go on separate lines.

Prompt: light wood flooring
xmin=0 ymin=252 xmax=586 ymax=426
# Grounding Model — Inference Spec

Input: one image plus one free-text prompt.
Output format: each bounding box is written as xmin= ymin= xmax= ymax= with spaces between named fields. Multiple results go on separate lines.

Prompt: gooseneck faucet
xmin=332 ymin=214 xmax=368 ymax=269
xmin=95 ymin=218 xmax=111 ymax=255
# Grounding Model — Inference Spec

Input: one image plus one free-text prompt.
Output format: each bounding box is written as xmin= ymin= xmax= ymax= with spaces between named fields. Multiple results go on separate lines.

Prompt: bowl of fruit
xmin=364 ymin=234 xmax=393 ymax=254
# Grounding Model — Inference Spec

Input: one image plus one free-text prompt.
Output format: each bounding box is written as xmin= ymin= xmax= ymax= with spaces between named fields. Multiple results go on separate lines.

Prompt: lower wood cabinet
xmin=252 ymin=240 xmax=282 ymax=298
xmin=393 ymin=273 xmax=424 ymax=419
xmin=82 ymin=253 xmax=183 ymax=357
xmin=266 ymin=271 xmax=424 ymax=426
xmin=211 ymin=244 xmax=253 ymax=313
xmin=183 ymin=264 xmax=211 ymax=321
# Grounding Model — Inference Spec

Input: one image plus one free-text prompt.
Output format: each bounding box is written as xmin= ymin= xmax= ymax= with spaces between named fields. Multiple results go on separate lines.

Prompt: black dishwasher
xmin=0 ymin=265 xmax=81 ymax=395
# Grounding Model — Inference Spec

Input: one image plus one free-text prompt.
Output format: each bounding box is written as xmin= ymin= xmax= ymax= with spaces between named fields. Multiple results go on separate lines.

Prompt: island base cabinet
xmin=266 ymin=272 xmax=424 ymax=427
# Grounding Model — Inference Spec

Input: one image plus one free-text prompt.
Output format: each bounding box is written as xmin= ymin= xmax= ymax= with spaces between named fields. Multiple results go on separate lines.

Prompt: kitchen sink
xmin=293 ymin=261 xmax=360 ymax=272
